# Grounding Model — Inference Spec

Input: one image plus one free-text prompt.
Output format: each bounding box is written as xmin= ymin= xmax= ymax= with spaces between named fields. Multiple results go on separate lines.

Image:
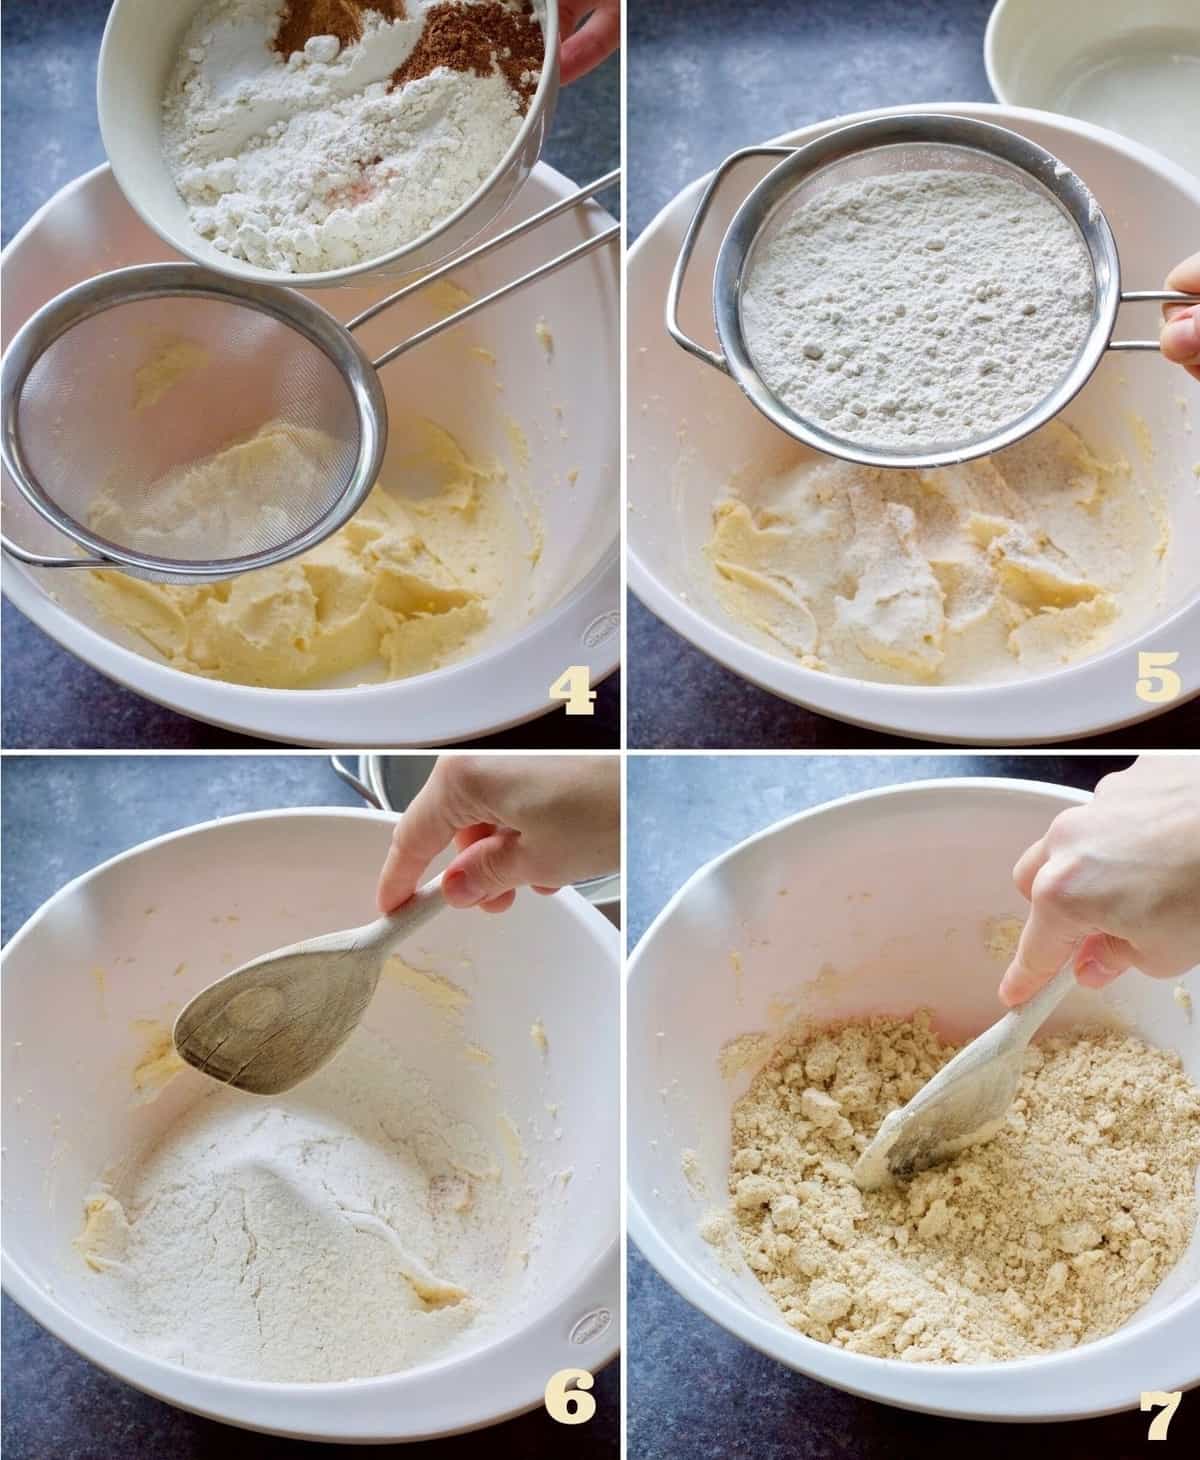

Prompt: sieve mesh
xmin=718 ymin=128 xmax=1117 ymax=469
xmin=14 ymin=293 xmax=363 ymax=568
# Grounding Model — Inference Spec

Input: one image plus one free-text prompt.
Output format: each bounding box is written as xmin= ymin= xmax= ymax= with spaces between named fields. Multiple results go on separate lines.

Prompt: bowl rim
xmin=626 ymin=776 xmax=1200 ymax=1421
xmin=1 ymin=161 xmax=620 ymax=747
xmin=96 ymin=0 xmax=561 ymax=289
xmin=1 ymin=805 xmax=620 ymax=1441
xmin=627 ymin=99 xmax=1200 ymax=745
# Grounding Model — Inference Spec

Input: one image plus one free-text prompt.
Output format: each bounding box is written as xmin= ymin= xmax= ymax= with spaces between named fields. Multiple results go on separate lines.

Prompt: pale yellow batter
xmin=706 ymin=421 xmax=1166 ymax=684
xmin=90 ymin=416 xmax=529 ymax=688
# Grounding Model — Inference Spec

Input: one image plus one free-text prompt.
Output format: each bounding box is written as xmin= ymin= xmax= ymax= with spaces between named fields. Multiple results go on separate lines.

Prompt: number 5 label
xmin=1141 ymin=1390 xmax=1182 ymax=1440
xmin=545 ymin=1367 xmax=596 ymax=1424
xmin=549 ymin=665 xmax=597 ymax=715
xmin=1136 ymin=651 xmax=1182 ymax=704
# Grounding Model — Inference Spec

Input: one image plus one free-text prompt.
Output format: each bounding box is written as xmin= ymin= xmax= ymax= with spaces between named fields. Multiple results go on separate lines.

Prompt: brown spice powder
xmin=272 ymin=1 xmax=407 ymax=58
xmin=391 ymin=1 xmax=543 ymax=113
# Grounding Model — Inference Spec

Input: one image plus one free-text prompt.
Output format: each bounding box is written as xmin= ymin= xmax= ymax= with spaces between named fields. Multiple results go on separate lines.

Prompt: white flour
xmin=162 ymin=1 xmax=541 ymax=272
xmin=742 ymin=169 xmax=1095 ymax=449
xmin=76 ymin=1027 xmax=535 ymax=1381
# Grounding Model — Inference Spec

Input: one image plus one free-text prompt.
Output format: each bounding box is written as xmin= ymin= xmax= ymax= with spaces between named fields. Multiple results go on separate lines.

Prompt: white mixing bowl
xmin=1 ymin=163 xmax=619 ymax=746
xmin=2 ymin=809 xmax=619 ymax=1441
xmin=985 ymin=0 xmax=1200 ymax=181
xmin=627 ymin=778 xmax=1200 ymax=1421
xmin=628 ymin=103 xmax=1200 ymax=744
xmin=98 ymin=0 xmax=561 ymax=287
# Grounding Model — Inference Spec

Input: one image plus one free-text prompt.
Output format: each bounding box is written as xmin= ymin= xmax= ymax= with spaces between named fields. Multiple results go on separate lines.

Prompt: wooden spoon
xmin=173 ymin=877 xmax=444 ymax=1095
xmin=853 ymin=962 xmax=1077 ymax=1190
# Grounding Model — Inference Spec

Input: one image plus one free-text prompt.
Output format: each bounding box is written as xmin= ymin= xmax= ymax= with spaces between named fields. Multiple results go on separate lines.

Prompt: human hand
xmin=998 ymin=756 xmax=1200 ymax=1007
xmin=1160 ymin=250 xmax=1200 ymax=382
xmin=377 ymin=755 xmax=619 ymax=914
xmin=559 ymin=0 xmax=620 ymax=85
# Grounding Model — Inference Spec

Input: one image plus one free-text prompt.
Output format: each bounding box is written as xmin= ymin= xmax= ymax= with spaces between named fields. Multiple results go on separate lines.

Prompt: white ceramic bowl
xmin=1 ymin=163 xmax=619 ymax=746
xmin=627 ymin=778 xmax=1200 ymax=1421
xmin=627 ymin=103 xmax=1200 ymax=744
xmin=1 ymin=808 xmax=619 ymax=1441
xmin=985 ymin=0 xmax=1200 ymax=181
xmin=98 ymin=0 xmax=560 ymax=287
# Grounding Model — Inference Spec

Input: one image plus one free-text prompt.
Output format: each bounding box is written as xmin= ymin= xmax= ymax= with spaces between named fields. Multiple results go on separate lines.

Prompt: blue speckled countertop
xmin=626 ymin=751 xmax=1199 ymax=1458
xmin=626 ymin=0 xmax=1200 ymax=750
xmin=0 ymin=0 xmax=619 ymax=749
xmin=0 ymin=753 xmax=619 ymax=1458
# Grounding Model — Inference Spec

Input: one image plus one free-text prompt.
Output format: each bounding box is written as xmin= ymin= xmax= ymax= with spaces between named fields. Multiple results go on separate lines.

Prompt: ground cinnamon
xmin=272 ymin=0 xmax=406 ymax=58
xmin=390 ymin=1 xmax=543 ymax=112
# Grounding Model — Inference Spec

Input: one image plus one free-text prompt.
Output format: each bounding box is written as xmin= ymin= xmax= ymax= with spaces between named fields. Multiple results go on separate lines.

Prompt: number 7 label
xmin=1141 ymin=1390 xmax=1182 ymax=1440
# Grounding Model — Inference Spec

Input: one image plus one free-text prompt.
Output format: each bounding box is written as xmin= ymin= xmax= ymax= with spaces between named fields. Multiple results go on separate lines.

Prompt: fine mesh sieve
xmin=667 ymin=115 xmax=1198 ymax=470
xmin=1 ymin=172 xmax=619 ymax=584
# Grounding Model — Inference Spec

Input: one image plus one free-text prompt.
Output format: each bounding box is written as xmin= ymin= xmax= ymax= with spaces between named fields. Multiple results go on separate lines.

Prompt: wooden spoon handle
xmin=1006 ymin=959 xmax=1078 ymax=1050
xmin=352 ymin=876 xmax=446 ymax=956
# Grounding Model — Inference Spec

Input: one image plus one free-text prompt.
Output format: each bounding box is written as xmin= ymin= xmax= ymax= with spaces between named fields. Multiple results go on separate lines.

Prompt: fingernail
xmin=1161 ymin=310 xmax=1200 ymax=363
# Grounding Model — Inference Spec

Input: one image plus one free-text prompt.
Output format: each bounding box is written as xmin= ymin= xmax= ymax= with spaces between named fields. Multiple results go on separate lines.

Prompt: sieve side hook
xmin=0 ymin=533 xmax=110 ymax=570
xmin=666 ymin=146 xmax=792 ymax=374
xmin=343 ymin=171 xmax=620 ymax=372
xmin=1108 ymin=289 xmax=1200 ymax=351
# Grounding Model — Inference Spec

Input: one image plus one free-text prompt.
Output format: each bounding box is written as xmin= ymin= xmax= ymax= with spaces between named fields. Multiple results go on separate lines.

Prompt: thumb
xmin=1074 ymin=930 xmax=1136 ymax=989
xmin=1160 ymin=305 xmax=1200 ymax=367
xmin=442 ymin=830 xmax=533 ymax=907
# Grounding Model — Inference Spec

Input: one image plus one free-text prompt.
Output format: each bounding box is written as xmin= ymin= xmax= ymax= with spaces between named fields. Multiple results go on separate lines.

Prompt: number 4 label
xmin=1136 ymin=651 xmax=1182 ymax=704
xmin=549 ymin=665 xmax=596 ymax=715
xmin=1141 ymin=1390 xmax=1182 ymax=1440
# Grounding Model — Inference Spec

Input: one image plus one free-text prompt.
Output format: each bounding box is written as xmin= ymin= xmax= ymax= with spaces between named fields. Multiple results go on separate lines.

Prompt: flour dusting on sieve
xmin=741 ymin=169 xmax=1095 ymax=449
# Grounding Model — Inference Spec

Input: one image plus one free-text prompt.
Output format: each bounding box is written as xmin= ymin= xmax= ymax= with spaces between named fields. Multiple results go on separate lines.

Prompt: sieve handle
xmin=368 ymin=224 xmax=619 ymax=372
xmin=329 ymin=754 xmax=381 ymax=808
xmin=343 ymin=171 xmax=620 ymax=369
xmin=1108 ymin=289 xmax=1200 ymax=350
xmin=666 ymin=146 xmax=793 ymax=374
xmin=0 ymin=533 xmax=110 ymax=570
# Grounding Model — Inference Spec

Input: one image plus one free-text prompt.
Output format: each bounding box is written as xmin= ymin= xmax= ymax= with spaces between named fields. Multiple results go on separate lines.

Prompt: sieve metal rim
xmin=670 ymin=113 xmax=1126 ymax=470
xmin=1 ymin=261 xmax=388 ymax=581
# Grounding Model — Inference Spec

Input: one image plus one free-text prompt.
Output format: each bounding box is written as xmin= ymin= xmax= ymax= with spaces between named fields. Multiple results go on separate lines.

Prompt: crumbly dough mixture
xmin=723 ymin=1013 xmax=1200 ymax=1362
xmin=89 ymin=416 xmax=529 ymax=687
xmin=76 ymin=1026 xmax=532 ymax=1381
xmin=706 ymin=420 xmax=1166 ymax=684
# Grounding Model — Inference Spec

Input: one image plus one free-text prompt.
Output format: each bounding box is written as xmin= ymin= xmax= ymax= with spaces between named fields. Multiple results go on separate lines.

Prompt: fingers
xmin=998 ymin=876 xmax=1086 ymax=1006
xmin=1074 ymin=930 xmax=1136 ymax=989
xmin=1165 ymin=249 xmax=1200 ymax=295
xmin=560 ymin=1 xmax=620 ymax=84
xmin=443 ymin=829 xmax=534 ymax=908
xmin=1162 ymin=254 xmax=1200 ymax=380
xmin=1160 ymin=305 xmax=1200 ymax=379
xmin=1012 ymin=835 xmax=1048 ymax=901
xmin=375 ymin=774 xmax=462 ymax=914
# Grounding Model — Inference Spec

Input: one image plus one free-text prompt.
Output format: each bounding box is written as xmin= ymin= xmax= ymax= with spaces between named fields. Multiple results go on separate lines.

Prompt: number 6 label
xmin=545 ymin=1367 xmax=596 ymax=1424
xmin=1136 ymin=651 xmax=1182 ymax=704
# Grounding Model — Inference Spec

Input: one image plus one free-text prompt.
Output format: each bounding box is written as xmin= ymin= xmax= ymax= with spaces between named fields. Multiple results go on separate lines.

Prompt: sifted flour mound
xmin=724 ymin=1012 xmax=1200 ymax=1362
xmin=76 ymin=1027 xmax=535 ymax=1381
xmin=742 ymin=168 xmax=1095 ymax=449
